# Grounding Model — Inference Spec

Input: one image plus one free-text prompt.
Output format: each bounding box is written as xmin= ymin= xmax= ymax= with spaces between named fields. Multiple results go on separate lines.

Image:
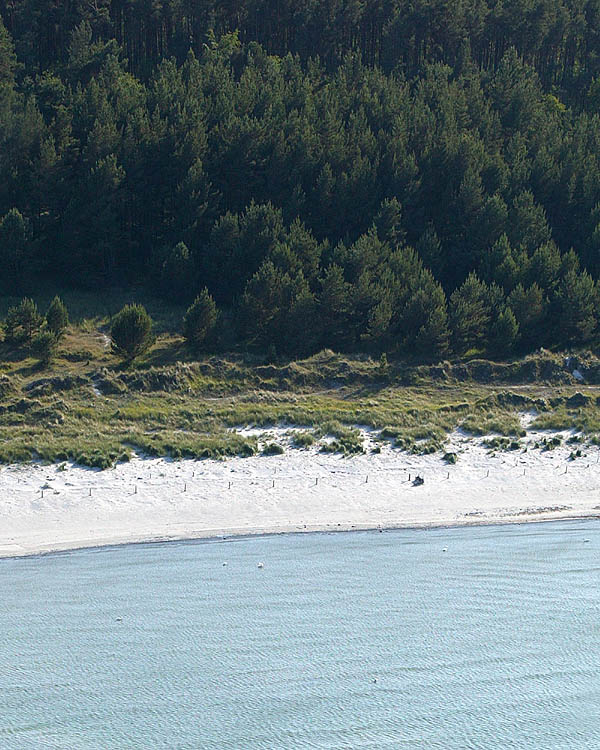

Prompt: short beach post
xmin=447 ymin=471 xmax=450 ymax=479
xmin=89 ymin=487 xmax=92 ymax=496
xmin=272 ymin=479 xmax=275 ymax=488
xmin=184 ymin=482 xmax=187 ymax=492
xmin=134 ymin=484 xmax=137 ymax=494
xmin=228 ymin=480 xmax=231 ymax=489
xmin=365 ymin=474 xmax=369 ymax=483
xmin=486 ymin=469 xmax=489 ymax=477
xmin=315 ymin=477 xmax=318 ymax=486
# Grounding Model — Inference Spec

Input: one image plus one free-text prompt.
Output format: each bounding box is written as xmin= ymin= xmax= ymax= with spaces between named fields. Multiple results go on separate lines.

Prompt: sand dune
xmin=1 ymin=425 xmax=599 ymax=557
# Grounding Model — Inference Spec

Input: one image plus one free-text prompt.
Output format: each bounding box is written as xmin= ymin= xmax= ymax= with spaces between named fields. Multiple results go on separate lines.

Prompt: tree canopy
xmin=2 ymin=3 xmax=600 ymax=357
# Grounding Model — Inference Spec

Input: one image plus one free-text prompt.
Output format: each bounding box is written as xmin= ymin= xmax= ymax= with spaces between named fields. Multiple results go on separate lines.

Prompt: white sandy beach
xmin=1 ymin=422 xmax=599 ymax=557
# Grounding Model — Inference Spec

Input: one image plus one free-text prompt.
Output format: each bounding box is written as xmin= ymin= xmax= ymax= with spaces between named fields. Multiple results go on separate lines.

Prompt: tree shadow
xmin=0 ymin=342 xmax=31 ymax=365
xmin=138 ymin=338 xmax=190 ymax=368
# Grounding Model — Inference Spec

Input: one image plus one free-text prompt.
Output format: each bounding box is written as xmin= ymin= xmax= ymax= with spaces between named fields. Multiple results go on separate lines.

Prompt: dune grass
xmin=460 ymin=414 xmax=526 ymax=437
xmin=292 ymin=432 xmax=316 ymax=448
xmin=1 ymin=291 xmax=600 ymax=467
xmin=0 ymin=374 xmax=597 ymax=468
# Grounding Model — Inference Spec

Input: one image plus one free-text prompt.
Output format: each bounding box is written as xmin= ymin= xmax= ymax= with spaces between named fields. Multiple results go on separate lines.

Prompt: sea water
xmin=1 ymin=521 xmax=600 ymax=749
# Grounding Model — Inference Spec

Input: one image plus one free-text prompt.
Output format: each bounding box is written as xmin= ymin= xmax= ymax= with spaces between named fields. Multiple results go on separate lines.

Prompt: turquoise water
xmin=2 ymin=521 xmax=600 ymax=749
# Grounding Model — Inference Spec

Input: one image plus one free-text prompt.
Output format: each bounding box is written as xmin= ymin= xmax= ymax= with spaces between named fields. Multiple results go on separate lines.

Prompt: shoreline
xmin=3 ymin=512 xmax=600 ymax=562
xmin=3 ymin=423 xmax=600 ymax=559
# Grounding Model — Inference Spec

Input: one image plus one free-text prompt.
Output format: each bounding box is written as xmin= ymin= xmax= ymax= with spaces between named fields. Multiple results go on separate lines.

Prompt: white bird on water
xmin=258 ymin=562 xmax=265 ymax=569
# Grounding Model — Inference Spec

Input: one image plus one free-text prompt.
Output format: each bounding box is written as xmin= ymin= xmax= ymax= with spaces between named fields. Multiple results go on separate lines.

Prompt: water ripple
xmin=2 ymin=521 xmax=600 ymax=748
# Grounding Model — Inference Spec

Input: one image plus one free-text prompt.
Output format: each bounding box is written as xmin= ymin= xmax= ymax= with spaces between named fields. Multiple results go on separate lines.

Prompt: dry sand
xmin=1 ymin=422 xmax=599 ymax=557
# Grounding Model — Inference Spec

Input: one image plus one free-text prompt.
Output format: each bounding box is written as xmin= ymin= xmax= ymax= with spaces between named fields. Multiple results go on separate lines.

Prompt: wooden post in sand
xmin=228 ymin=481 xmax=231 ymax=489
xmin=134 ymin=485 xmax=137 ymax=494
xmin=89 ymin=488 xmax=92 ymax=496
xmin=315 ymin=477 xmax=318 ymax=486
xmin=272 ymin=479 xmax=275 ymax=488
xmin=365 ymin=475 xmax=369 ymax=484
xmin=41 ymin=489 xmax=44 ymax=498
xmin=184 ymin=483 xmax=187 ymax=492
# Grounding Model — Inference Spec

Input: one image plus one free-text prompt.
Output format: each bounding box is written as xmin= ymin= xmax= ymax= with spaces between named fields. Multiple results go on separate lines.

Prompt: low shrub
xmin=541 ymin=435 xmax=562 ymax=451
xmin=263 ymin=442 xmax=284 ymax=455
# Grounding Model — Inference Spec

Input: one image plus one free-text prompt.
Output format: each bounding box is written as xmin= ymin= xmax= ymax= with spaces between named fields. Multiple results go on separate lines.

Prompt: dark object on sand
xmin=412 ymin=475 xmax=424 ymax=486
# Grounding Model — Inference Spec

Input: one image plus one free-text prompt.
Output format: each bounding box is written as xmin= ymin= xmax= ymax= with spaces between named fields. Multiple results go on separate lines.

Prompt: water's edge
xmin=4 ymin=511 xmax=600 ymax=562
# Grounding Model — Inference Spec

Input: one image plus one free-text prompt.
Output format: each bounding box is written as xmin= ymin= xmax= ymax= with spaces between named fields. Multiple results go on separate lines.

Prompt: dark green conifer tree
xmin=449 ymin=273 xmax=494 ymax=354
xmin=507 ymin=283 xmax=546 ymax=348
xmin=46 ymin=296 xmax=69 ymax=338
xmin=161 ymin=242 xmax=195 ymax=300
xmin=110 ymin=304 xmax=154 ymax=361
xmin=5 ymin=298 xmax=43 ymax=344
xmin=489 ymin=307 xmax=520 ymax=357
xmin=0 ymin=209 xmax=28 ymax=288
xmin=183 ymin=289 xmax=218 ymax=350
